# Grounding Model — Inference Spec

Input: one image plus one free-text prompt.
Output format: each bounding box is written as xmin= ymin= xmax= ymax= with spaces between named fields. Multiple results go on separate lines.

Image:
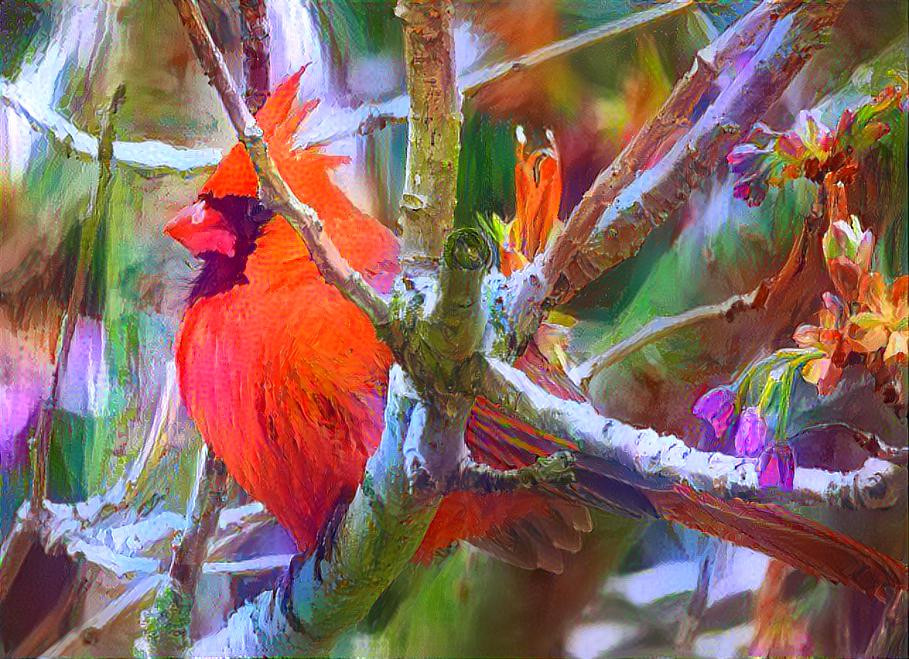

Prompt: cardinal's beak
xmin=165 ymin=200 xmax=237 ymax=258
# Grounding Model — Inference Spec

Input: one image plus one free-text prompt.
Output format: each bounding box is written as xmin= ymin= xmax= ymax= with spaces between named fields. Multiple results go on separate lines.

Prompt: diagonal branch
xmin=170 ymin=0 xmax=393 ymax=332
xmin=501 ymin=0 xmax=844 ymax=354
xmin=459 ymin=0 xmax=693 ymax=98
xmin=570 ymin=286 xmax=763 ymax=388
xmin=466 ymin=356 xmax=906 ymax=510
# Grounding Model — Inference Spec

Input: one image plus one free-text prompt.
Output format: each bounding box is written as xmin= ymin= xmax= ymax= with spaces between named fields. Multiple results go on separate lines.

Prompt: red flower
xmin=793 ymin=293 xmax=851 ymax=395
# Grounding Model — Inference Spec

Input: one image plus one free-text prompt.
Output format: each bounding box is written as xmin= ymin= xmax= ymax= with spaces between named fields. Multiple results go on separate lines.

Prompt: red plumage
xmin=170 ymin=70 xmax=908 ymax=595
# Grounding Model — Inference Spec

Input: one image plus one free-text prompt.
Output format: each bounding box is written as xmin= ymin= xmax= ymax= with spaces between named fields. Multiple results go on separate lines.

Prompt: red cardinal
xmin=168 ymin=70 xmax=908 ymax=596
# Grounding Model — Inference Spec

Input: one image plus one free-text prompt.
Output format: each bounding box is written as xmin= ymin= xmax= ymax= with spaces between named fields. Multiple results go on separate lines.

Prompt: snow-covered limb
xmin=0 ymin=77 xmax=222 ymax=175
xmin=469 ymin=357 xmax=906 ymax=510
xmin=191 ymin=366 xmax=441 ymax=656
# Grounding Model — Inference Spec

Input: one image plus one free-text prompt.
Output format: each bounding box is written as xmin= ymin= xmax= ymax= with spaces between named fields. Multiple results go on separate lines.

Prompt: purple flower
xmin=727 ymin=143 xmax=764 ymax=174
xmin=733 ymin=407 xmax=769 ymax=458
xmin=692 ymin=387 xmax=736 ymax=439
xmin=758 ymin=443 xmax=795 ymax=491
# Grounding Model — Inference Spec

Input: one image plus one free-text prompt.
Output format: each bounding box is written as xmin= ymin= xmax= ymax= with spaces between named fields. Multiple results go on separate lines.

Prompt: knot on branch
xmin=453 ymin=452 xmax=578 ymax=495
xmin=443 ymin=227 xmax=491 ymax=271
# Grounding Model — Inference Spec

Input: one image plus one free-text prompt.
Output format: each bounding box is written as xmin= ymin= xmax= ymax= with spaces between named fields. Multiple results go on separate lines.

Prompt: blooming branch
xmin=467 ymin=356 xmax=906 ymax=510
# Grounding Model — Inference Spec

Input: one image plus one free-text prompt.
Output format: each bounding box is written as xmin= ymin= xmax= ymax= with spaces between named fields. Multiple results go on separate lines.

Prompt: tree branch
xmin=460 ymin=0 xmax=693 ymax=97
xmin=137 ymin=445 xmax=229 ymax=656
xmin=500 ymin=0 xmax=843 ymax=354
xmin=395 ymin=0 xmax=460 ymax=260
xmin=466 ymin=356 xmax=906 ymax=510
xmin=570 ymin=287 xmax=763 ymax=389
xmin=170 ymin=0 xmax=393 ymax=332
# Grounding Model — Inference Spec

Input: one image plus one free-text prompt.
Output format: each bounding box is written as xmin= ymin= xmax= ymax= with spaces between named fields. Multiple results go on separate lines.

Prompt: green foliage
xmin=455 ymin=108 xmax=516 ymax=230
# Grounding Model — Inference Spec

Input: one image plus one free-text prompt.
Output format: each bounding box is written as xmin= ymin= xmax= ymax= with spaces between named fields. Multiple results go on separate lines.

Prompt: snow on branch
xmin=0 ymin=77 xmax=222 ymax=175
xmin=469 ymin=357 xmax=906 ymax=510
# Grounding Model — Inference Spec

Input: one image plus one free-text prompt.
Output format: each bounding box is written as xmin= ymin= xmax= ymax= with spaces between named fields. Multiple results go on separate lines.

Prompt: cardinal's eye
xmin=249 ymin=200 xmax=272 ymax=224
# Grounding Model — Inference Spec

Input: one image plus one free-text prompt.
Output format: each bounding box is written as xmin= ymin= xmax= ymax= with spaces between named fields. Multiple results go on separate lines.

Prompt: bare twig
xmin=467 ymin=356 xmax=906 ymax=509
xmin=460 ymin=0 xmax=693 ymax=98
xmin=501 ymin=0 xmax=842 ymax=354
xmin=238 ymin=0 xmax=270 ymax=114
xmin=570 ymin=287 xmax=763 ymax=388
xmin=170 ymin=0 xmax=392 ymax=331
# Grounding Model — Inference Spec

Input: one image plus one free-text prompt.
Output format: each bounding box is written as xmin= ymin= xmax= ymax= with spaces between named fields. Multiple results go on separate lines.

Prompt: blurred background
xmin=1 ymin=0 xmax=906 ymax=656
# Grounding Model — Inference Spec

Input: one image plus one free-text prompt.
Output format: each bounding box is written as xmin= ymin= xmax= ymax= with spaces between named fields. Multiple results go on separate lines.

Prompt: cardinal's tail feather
xmin=649 ymin=485 xmax=908 ymax=602
xmin=465 ymin=340 xmax=909 ymax=600
xmin=467 ymin=399 xmax=659 ymax=520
